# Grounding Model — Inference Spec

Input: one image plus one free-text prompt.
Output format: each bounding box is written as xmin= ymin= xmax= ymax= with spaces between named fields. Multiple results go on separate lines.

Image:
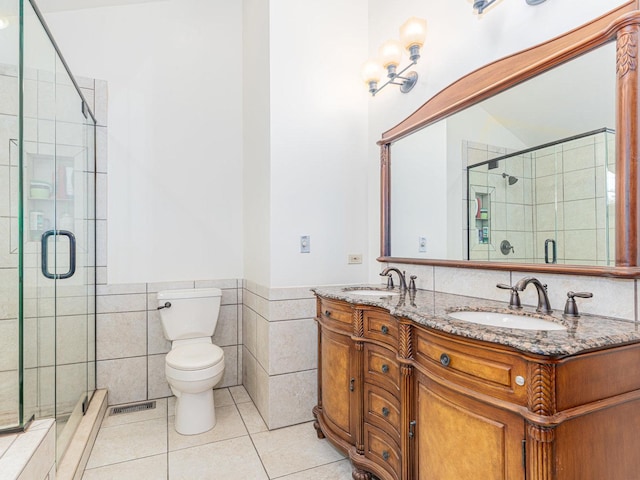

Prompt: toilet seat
xmin=166 ymin=343 xmax=224 ymax=371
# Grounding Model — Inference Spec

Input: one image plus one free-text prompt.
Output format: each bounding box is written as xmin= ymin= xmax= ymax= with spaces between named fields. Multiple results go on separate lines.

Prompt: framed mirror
xmin=379 ymin=1 xmax=640 ymax=277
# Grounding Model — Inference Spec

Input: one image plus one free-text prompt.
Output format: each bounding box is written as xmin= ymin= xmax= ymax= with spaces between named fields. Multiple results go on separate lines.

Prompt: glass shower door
xmin=21 ymin=0 xmax=96 ymax=460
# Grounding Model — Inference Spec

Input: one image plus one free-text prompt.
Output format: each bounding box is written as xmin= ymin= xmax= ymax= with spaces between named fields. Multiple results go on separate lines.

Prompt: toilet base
xmin=174 ymin=388 xmax=216 ymax=435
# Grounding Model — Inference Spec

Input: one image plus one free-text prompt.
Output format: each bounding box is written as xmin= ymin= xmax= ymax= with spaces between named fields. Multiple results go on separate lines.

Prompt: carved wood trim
xmin=617 ymin=30 xmax=638 ymax=78
xmin=354 ymin=339 xmax=364 ymax=455
xmin=380 ymin=144 xmax=391 ymax=257
xmin=353 ymin=309 xmax=364 ymax=338
xmin=398 ymin=323 xmax=414 ymax=360
xmin=527 ymin=363 xmax=556 ymax=416
xmin=316 ymin=322 xmax=322 ymax=409
xmin=526 ymin=423 xmax=556 ymax=480
xmin=617 ymin=23 xmax=640 ymax=267
xmin=400 ymin=364 xmax=414 ymax=480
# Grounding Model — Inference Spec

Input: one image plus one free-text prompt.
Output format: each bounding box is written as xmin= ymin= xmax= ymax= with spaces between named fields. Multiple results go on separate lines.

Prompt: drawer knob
xmin=381 ymin=325 xmax=389 ymax=335
xmin=515 ymin=375 xmax=526 ymax=386
xmin=324 ymin=310 xmax=331 ymax=317
xmin=381 ymin=364 xmax=389 ymax=374
xmin=440 ymin=353 xmax=451 ymax=367
xmin=382 ymin=450 xmax=390 ymax=461
xmin=382 ymin=407 xmax=390 ymax=417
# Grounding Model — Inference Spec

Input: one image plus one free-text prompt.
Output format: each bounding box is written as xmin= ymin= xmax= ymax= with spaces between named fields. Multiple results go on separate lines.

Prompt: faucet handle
xmin=496 ymin=283 xmax=522 ymax=309
xmin=564 ymin=291 xmax=593 ymax=317
xmin=409 ymin=275 xmax=417 ymax=291
xmin=380 ymin=273 xmax=394 ymax=288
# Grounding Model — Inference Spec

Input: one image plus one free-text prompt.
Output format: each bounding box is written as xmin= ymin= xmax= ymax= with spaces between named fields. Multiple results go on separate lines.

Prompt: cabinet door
xmin=320 ymin=328 xmax=358 ymax=445
xmin=414 ymin=372 xmax=525 ymax=480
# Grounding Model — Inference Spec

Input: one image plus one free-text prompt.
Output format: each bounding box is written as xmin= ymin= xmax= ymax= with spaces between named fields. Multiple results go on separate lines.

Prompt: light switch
xmin=300 ymin=235 xmax=310 ymax=253
xmin=419 ymin=236 xmax=427 ymax=253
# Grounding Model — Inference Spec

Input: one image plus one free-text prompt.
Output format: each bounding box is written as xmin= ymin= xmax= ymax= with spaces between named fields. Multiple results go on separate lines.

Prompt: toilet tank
xmin=157 ymin=288 xmax=222 ymax=341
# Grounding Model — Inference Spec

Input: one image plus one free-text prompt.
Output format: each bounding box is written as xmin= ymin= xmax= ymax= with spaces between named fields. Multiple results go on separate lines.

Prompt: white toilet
xmin=157 ymin=288 xmax=225 ymax=435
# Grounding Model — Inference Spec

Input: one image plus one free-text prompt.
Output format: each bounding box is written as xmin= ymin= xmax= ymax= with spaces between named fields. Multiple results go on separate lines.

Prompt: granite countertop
xmin=312 ymin=285 xmax=640 ymax=357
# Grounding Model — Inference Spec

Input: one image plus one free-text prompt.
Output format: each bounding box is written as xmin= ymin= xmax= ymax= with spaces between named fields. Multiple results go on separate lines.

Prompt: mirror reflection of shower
xmin=502 ymin=172 xmax=519 ymax=185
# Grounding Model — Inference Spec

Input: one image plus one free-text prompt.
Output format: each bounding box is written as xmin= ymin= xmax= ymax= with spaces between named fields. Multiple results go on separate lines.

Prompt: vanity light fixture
xmin=473 ymin=0 xmax=546 ymax=15
xmin=361 ymin=17 xmax=427 ymax=96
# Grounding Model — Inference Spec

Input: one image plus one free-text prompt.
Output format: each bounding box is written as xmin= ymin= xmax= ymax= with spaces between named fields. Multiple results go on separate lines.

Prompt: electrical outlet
xmin=419 ymin=236 xmax=427 ymax=253
xmin=300 ymin=235 xmax=310 ymax=253
xmin=348 ymin=254 xmax=362 ymax=264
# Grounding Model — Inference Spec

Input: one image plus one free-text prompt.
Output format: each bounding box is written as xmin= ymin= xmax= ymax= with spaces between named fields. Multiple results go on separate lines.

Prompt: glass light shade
xmin=361 ymin=60 xmax=384 ymax=84
xmin=400 ymin=17 xmax=427 ymax=49
xmin=379 ymin=39 xmax=403 ymax=69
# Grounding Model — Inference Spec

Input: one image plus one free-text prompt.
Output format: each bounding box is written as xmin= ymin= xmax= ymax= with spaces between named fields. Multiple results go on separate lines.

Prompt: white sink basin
xmin=448 ymin=310 xmax=566 ymax=331
xmin=345 ymin=289 xmax=399 ymax=297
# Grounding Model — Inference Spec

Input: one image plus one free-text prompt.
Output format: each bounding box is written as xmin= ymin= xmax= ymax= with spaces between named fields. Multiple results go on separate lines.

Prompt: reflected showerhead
xmin=502 ymin=172 xmax=518 ymax=185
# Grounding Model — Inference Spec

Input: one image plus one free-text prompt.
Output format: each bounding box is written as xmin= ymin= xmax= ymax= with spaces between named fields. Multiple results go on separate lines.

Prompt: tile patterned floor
xmin=82 ymin=386 xmax=353 ymax=479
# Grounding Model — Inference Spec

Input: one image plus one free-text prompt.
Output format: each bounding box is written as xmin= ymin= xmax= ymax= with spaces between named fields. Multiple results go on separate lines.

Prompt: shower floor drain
xmin=109 ymin=401 xmax=156 ymax=416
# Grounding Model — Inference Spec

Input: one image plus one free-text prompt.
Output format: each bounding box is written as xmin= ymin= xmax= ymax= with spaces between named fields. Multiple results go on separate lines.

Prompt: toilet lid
xmin=166 ymin=343 xmax=224 ymax=371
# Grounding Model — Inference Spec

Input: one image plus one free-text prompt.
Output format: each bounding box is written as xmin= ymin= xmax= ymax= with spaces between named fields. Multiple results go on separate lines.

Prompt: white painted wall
xmin=366 ymin=0 xmax=627 ymax=282
xmin=243 ymin=0 xmax=272 ymax=287
xmin=43 ymin=0 xmax=244 ymax=284
xmin=267 ymin=0 xmax=369 ymax=287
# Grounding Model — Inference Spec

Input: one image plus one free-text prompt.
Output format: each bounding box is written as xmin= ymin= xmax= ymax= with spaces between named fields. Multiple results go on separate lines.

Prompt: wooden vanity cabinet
xmin=314 ymin=299 xmax=360 ymax=448
xmin=414 ymin=371 xmax=525 ymax=480
xmin=313 ymin=296 xmax=640 ymax=480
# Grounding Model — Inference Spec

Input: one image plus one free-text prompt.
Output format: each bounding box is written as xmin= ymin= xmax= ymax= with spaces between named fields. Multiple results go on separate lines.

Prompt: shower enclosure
xmin=467 ymin=128 xmax=615 ymax=265
xmin=0 ymin=0 xmax=96 ymax=464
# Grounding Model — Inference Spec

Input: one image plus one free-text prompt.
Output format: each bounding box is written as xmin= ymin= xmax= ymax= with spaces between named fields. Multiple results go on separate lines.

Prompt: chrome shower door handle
xmin=544 ymin=238 xmax=557 ymax=264
xmin=41 ymin=230 xmax=76 ymax=279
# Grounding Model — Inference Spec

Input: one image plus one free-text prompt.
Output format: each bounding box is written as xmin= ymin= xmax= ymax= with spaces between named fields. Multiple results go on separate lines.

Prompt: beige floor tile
xmin=168 ymin=436 xmax=268 ymax=480
xmin=214 ymin=388 xmax=234 ymax=407
xmin=229 ymin=385 xmax=251 ymax=404
xmin=0 ymin=433 xmax=17 ymax=457
xmin=237 ymin=401 xmax=267 ymax=434
xmin=101 ymin=398 xmax=168 ymax=428
xmin=168 ymin=404 xmax=247 ymax=451
xmin=86 ymin=417 xmax=167 ymax=469
xmin=82 ymin=454 xmax=167 ymax=480
xmin=277 ymin=459 xmax=353 ymax=479
xmin=251 ymin=421 xmax=345 ymax=478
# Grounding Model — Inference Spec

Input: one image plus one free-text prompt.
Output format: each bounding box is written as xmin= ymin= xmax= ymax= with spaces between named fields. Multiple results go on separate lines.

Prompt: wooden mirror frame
xmin=379 ymin=1 xmax=640 ymax=278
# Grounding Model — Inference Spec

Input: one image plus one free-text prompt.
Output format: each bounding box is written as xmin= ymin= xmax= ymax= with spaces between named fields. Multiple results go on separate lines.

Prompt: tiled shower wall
xmin=532 ymin=131 xmax=615 ymax=265
xmin=465 ymin=140 xmax=535 ymax=263
xmin=0 ymin=68 xmax=107 ymax=426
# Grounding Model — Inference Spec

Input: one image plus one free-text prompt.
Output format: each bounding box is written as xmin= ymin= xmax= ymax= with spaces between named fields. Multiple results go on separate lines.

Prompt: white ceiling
xmin=36 ymin=0 xmax=166 ymax=13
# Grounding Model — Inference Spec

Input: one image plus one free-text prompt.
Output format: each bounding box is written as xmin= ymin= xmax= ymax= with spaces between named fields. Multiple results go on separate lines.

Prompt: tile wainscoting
xmin=96 ymin=279 xmax=244 ymax=406
xmin=242 ymin=281 xmax=318 ymax=429
xmin=96 ymin=278 xmax=321 ymax=431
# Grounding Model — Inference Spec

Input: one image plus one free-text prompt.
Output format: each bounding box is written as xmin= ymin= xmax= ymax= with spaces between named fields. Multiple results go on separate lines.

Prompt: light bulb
xmin=361 ymin=60 xmax=383 ymax=84
xmin=400 ymin=17 xmax=427 ymax=49
xmin=379 ymin=39 xmax=403 ymax=69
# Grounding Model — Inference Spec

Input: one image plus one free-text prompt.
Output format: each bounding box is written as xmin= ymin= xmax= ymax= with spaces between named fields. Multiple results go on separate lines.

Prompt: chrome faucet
xmin=514 ymin=276 xmax=552 ymax=314
xmin=380 ymin=267 xmax=408 ymax=291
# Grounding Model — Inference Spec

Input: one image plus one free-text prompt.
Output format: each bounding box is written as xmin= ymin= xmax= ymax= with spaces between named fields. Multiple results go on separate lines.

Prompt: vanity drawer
xmin=364 ymin=382 xmax=401 ymax=441
xmin=414 ymin=328 xmax=528 ymax=405
xmin=363 ymin=309 xmax=398 ymax=348
xmin=364 ymin=423 xmax=401 ymax=480
xmin=318 ymin=298 xmax=353 ymax=331
xmin=364 ymin=343 xmax=400 ymax=393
